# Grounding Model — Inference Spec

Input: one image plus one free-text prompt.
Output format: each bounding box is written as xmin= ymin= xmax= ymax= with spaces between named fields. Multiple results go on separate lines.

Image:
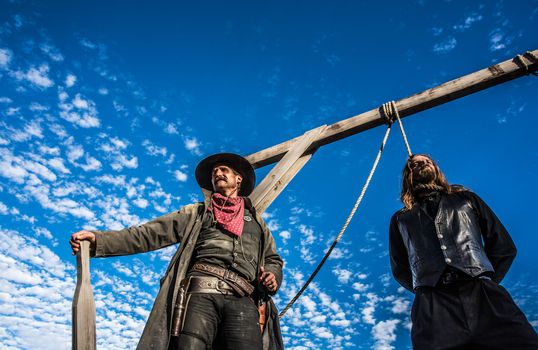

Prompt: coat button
xmin=441 ymin=245 xmax=447 ymax=250
xmin=437 ymin=234 xmax=443 ymax=239
xmin=232 ymin=263 xmax=237 ymax=267
xmin=445 ymin=258 xmax=452 ymax=264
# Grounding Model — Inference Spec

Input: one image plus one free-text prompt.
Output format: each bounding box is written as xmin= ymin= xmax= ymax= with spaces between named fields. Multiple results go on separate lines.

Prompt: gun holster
xmin=171 ymin=278 xmax=191 ymax=337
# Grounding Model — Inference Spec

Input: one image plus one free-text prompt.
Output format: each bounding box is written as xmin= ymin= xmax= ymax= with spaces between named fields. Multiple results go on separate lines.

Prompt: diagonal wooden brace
xmin=247 ymin=125 xmax=327 ymax=213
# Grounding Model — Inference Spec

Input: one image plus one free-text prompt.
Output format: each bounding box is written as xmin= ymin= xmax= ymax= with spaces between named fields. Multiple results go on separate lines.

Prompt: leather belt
xmin=187 ymin=276 xmax=236 ymax=295
xmin=439 ymin=269 xmax=473 ymax=285
xmin=191 ymin=263 xmax=255 ymax=296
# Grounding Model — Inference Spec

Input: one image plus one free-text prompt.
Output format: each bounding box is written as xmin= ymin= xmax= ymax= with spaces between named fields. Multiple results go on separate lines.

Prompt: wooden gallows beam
xmin=247 ymin=49 xmax=538 ymax=213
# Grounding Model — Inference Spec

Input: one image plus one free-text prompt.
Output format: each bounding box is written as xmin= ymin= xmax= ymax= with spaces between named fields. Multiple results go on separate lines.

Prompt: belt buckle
xmin=223 ymin=270 xmax=237 ymax=283
xmin=442 ymin=271 xmax=456 ymax=284
xmin=216 ymin=280 xmax=229 ymax=294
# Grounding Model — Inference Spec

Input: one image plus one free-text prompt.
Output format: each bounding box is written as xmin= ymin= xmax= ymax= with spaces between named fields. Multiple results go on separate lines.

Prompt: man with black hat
xmin=70 ymin=153 xmax=284 ymax=350
xmin=389 ymin=154 xmax=538 ymax=349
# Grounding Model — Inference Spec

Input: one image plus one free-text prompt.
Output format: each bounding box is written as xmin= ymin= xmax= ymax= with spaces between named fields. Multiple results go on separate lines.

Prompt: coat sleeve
xmin=468 ymin=192 xmax=517 ymax=283
xmin=258 ymin=217 xmax=284 ymax=294
xmin=389 ymin=213 xmax=414 ymax=292
xmin=92 ymin=204 xmax=197 ymax=257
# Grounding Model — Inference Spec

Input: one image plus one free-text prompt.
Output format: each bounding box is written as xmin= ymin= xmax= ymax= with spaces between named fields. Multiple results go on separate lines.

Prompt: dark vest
xmin=189 ymin=206 xmax=262 ymax=282
xmin=395 ymin=191 xmax=494 ymax=289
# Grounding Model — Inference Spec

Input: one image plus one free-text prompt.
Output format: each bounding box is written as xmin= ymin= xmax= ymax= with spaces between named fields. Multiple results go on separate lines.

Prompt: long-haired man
xmin=389 ymin=154 xmax=538 ymax=349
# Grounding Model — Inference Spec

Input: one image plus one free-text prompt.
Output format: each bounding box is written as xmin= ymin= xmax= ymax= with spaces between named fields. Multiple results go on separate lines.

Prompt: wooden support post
xmin=249 ymin=126 xmax=327 ymax=213
xmin=72 ymin=240 xmax=96 ymax=350
xmin=246 ymin=49 xmax=538 ymax=169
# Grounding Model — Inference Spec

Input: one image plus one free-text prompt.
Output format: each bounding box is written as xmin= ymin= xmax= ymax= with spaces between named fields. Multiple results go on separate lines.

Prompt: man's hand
xmin=259 ymin=266 xmax=278 ymax=292
xmin=70 ymin=230 xmax=96 ymax=255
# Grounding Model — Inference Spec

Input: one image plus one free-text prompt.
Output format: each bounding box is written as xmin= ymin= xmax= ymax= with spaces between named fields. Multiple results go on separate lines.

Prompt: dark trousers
xmin=172 ymin=293 xmax=262 ymax=350
xmin=412 ymin=278 xmax=538 ymax=350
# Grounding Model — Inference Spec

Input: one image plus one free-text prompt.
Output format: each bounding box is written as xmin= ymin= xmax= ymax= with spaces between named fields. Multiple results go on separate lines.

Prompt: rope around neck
xmin=278 ymin=100 xmax=413 ymax=318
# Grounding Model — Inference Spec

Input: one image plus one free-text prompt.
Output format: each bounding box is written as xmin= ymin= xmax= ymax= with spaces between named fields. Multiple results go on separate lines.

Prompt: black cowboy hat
xmin=195 ymin=153 xmax=256 ymax=196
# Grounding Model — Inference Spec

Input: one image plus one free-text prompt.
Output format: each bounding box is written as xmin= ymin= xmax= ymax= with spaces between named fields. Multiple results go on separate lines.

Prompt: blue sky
xmin=0 ymin=0 xmax=537 ymax=349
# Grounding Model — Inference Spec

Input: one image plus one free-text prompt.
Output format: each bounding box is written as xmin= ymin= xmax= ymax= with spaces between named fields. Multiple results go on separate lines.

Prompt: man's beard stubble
xmin=413 ymin=167 xmax=436 ymax=185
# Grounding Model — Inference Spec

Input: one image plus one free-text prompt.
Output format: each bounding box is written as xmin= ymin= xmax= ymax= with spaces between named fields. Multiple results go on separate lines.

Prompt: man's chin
xmin=414 ymin=173 xmax=436 ymax=184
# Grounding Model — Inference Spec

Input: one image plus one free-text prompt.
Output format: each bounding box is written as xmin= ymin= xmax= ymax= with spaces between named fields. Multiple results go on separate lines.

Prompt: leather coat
xmin=93 ymin=188 xmax=284 ymax=350
xmin=389 ymin=190 xmax=517 ymax=292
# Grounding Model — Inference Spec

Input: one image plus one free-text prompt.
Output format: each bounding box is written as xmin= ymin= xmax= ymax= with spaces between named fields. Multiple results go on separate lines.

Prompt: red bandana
xmin=211 ymin=193 xmax=245 ymax=236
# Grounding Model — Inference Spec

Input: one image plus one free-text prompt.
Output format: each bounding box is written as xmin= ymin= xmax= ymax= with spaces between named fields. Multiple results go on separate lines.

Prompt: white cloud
xmin=489 ymin=28 xmax=512 ymax=51
xmin=48 ymin=158 xmax=71 ymax=174
xmin=14 ymin=64 xmax=54 ymax=88
xmin=49 ymin=123 xmax=68 ymax=139
xmin=66 ymin=142 xmax=102 ymax=172
xmin=67 ymin=144 xmax=84 ymax=162
xmin=372 ymin=319 xmax=400 ymax=350
xmin=133 ymin=198 xmax=149 ymax=209
xmin=453 ymin=13 xmax=483 ymax=31
xmin=174 ymin=170 xmax=188 ymax=182
xmin=39 ymin=145 xmax=60 ymax=156
xmin=29 ymin=102 xmax=49 ymax=112
xmin=39 ymin=43 xmax=64 ymax=62
xmin=0 ymin=148 xmax=30 ymax=184
xmin=35 ymin=227 xmax=53 ymax=240
xmin=391 ymin=298 xmax=410 ymax=314
xmin=362 ymin=293 xmax=379 ymax=324
xmin=142 ymin=139 xmax=167 ymax=157
xmin=65 ymin=74 xmax=77 ymax=87
xmin=0 ymin=227 xmax=150 ymax=349
xmin=352 ymin=281 xmax=370 ymax=292
xmin=6 ymin=120 xmax=44 ymax=142
xmin=80 ymin=38 xmax=97 ymax=49
xmin=279 ymin=230 xmax=291 ymax=242
xmin=97 ymin=136 xmax=138 ymax=171
xmin=431 ymin=27 xmax=443 ymax=36
xmin=0 ymin=201 xmax=8 ymax=214
xmin=23 ymin=178 xmax=96 ymax=220
xmin=72 ymin=94 xmax=90 ymax=109
xmin=22 ymin=158 xmax=57 ymax=182
xmin=433 ymin=37 xmax=457 ymax=54
xmin=165 ymin=123 xmax=179 ymax=134
xmin=333 ymin=268 xmax=352 ymax=284
xmin=184 ymin=137 xmax=202 ymax=155
xmin=58 ymin=92 xmax=100 ymax=128
xmin=298 ymin=224 xmax=315 ymax=245
xmin=0 ymin=48 xmax=12 ymax=68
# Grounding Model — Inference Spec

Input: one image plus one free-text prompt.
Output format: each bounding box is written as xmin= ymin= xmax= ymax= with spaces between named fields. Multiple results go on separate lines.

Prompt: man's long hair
xmin=400 ymin=154 xmax=464 ymax=210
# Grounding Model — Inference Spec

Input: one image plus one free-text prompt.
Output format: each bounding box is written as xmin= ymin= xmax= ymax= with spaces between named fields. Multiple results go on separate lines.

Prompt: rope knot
xmin=380 ymin=101 xmax=413 ymax=157
xmin=514 ymin=51 xmax=538 ymax=77
xmin=381 ymin=101 xmax=397 ymax=125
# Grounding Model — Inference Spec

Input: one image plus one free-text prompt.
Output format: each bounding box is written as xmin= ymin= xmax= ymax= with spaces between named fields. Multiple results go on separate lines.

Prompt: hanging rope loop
xmin=278 ymin=123 xmax=393 ymax=318
xmin=382 ymin=101 xmax=413 ymax=157
xmin=278 ymin=100 xmax=415 ymax=319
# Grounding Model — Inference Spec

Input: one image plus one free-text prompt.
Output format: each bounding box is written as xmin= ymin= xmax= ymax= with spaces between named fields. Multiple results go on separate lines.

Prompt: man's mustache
xmin=213 ymin=176 xmax=228 ymax=182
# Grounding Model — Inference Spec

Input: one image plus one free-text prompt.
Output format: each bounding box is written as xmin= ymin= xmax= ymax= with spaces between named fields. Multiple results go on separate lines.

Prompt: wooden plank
xmin=72 ymin=240 xmax=96 ymax=350
xmin=250 ymin=126 xmax=326 ymax=212
xmin=245 ymin=49 xmax=538 ymax=169
xmin=254 ymin=153 xmax=314 ymax=213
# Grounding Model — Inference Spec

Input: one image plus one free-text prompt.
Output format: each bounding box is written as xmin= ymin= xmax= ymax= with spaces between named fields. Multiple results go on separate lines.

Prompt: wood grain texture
xmin=245 ymin=49 xmax=538 ymax=169
xmin=72 ymin=240 xmax=96 ymax=350
xmin=250 ymin=126 xmax=326 ymax=213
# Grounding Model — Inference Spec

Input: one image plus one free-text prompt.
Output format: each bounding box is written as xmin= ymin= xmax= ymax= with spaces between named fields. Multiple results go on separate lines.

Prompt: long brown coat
xmin=93 ymin=189 xmax=284 ymax=350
